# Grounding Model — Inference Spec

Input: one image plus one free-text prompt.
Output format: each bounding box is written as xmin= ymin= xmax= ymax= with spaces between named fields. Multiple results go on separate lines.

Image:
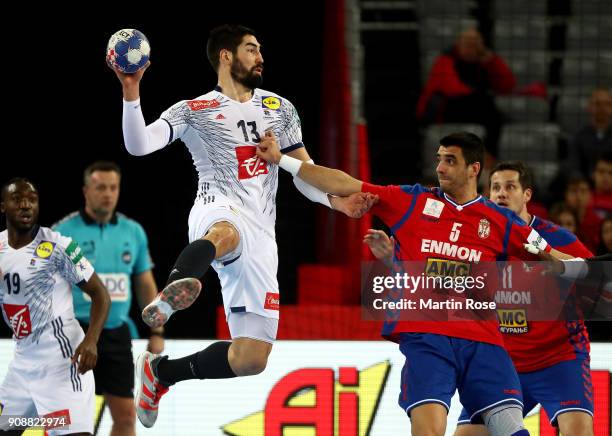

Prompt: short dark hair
xmin=1 ymin=177 xmax=37 ymax=200
xmin=439 ymin=132 xmax=485 ymax=180
xmin=549 ymin=202 xmax=577 ymax=224
xmin=83 ymin=161 xmax=121 ymax=185
xmin=206 ymin=24 xmax=257 ymax=72
xmin=489 ymin=160 xmax=534 ymax=191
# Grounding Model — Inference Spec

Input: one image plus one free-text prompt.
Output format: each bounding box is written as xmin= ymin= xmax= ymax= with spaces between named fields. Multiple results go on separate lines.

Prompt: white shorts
xmin=228 ymin=311 xmax=279 ymax=343
xmin=188 ymin=200 xmax=280 ymax=324
xmin=0 ymin=359 xmax=95 ymax=435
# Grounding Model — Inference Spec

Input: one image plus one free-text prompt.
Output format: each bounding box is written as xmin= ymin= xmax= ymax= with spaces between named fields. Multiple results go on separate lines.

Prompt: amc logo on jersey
xmin=222 ymin=361 xmax=390 ymax=435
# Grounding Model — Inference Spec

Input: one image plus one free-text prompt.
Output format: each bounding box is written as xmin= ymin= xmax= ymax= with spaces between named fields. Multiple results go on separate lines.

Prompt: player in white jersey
xmin=109 ymin=24 xmax=375 ymax=427
xmin=0 ymin=178 xmax=110 ymax=435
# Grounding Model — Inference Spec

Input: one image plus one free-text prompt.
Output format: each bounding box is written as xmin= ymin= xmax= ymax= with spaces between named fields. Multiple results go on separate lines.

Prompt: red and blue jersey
xmin=502 ymin=215 xmax=592 ymax=373
xmin=362 ymin=183 xmax=544 ymax=346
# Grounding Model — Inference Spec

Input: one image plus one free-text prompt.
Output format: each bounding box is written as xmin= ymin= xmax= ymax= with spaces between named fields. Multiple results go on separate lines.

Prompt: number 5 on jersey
xmin=449 ymin=223 xmax=462 ymax=242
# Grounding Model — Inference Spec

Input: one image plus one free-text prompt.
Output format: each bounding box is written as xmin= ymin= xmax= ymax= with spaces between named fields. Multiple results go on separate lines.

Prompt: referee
xmin=53 ymin=161 xmax=163 ymax=436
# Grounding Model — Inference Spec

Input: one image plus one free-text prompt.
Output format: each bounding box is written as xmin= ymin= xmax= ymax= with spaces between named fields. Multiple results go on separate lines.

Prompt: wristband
xmin=279 ymin=155 xmax=303 ymax=177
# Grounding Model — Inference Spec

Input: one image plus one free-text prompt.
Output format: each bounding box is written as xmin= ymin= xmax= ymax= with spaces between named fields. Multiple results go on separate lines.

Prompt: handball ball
xmin=106 ymin=29 xmax=150 ymax=73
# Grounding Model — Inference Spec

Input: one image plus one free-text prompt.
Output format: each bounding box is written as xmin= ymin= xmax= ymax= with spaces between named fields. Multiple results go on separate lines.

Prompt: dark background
xmin=1 ymin=3 xmax=325 ymax=338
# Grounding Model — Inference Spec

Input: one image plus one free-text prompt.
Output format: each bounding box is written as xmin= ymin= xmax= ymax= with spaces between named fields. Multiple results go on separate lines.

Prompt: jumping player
xmin=109 ymin=24 xmax=374 ymax=427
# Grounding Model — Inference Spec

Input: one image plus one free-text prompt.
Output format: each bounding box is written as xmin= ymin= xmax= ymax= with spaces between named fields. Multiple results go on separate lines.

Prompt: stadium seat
xmin=498 ymin=123 xmax=561 ymax=161
xmin=493 ymin=0 xmax=547 ymax=17
xmin=567 ymin=16 xmax=612 ymax=51
xmin=556 ymin=91 xmax=590 ymax=134
xmin=418 ymin=17 xmax=478 ymax=53
xmin=499 ymin=50 xmax=549 ymax=85
xmin=561 ymin=51 xmax=612 ymax=87
xmin=493 ymin=17 xmax=548 ymax=51
xmin=496 ymin=96 xmax=550 ymax=123
xmin=415 ymin=0 xmax=474 ymax=18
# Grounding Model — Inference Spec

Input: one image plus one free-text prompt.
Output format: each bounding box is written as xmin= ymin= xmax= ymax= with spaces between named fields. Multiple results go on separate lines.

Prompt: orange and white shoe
xmin=142 ymin=277 xmax=202 ymax=328
xmin=134 ymin=351 xmax=170 ymax=428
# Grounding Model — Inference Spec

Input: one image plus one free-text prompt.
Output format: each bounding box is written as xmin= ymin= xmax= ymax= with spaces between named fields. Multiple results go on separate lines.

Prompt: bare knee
xmin=230 ymin=353 xmax=268 ymax=376
xmin=558 ymin=412 xmax=593 ymax=436
xmin=410 ymin=404 xmax=447 ymax=436
xmin=410 ymin=423 xmax=445 ymax=436
xmin=228 ymin=339 xmax=271 ymax=376
xmin=204 ymin=222 xmax=240 ymax=258
xmin=453 ymin=424 xmax=488 ymax=436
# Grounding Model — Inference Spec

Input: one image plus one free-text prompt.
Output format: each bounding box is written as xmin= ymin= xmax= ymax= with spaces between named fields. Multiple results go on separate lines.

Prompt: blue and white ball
xmin=106 ymin=29 xmax=150 ymax=73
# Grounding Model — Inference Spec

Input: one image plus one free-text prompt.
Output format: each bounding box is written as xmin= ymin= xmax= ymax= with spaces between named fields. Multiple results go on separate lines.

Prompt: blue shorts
xmin=398 ymin=333 xmax=522 ymax=421
xmin=457 ymin=357 xmax=594 ymax=426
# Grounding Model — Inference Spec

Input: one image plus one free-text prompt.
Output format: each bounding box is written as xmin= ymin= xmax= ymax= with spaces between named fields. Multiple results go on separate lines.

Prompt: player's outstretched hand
xmin=525 ymin=245 xmax=566 ymax=275
xmin=256 ymin=130 xmax=282 ymax=164
xmin=72 ymin=337 xmax=98 ymax=374
xmin=331 ymin=192 xmax=378 ymax=218
xmin=364 ymin=229 xmax=394 ymax=265
xmin=106 ymin=61 xmax=151 ymax=88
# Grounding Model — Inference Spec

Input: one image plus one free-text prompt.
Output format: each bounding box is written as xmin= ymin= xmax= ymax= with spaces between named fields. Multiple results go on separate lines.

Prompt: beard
xmin=231 ymin=58 xmax=263 ymax=89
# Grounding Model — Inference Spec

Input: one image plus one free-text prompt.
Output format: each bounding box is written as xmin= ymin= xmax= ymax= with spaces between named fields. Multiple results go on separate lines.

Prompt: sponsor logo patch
xmin=497 ymin=309 xmax=528 ymax=334
xmin=35 ymin=241 xmax=55 ymax=259
xmin=422 ymin=198 xmax=444 ymax=218
xmin=264 ymin=292 xmax=280 ymax=311
xmin=236 ymin=146 xmax=268 ymax=179
xmin=262 ymin=96 xmax=281 ymax=110
xmin=187 ymin=99 xmax=220 ymax=111
xmin=3 ymin=304 xmax=32 ymax=338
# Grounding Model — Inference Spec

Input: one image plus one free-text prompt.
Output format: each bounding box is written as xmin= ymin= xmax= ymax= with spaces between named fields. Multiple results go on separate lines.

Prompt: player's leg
xmin=142 ymin=220 xmax=240 ymax=327
xmin=398 ymin=333 xmax=456 ymax=436
xmin=456 ymin=340 xmax=528 ymax=436
xmin=532 ymin=358 xmax=594 ymax=436
xmin=104 ymin=394 xmax=136 ymax=436
xmin=556 ymin=412 xmax=593 ymax=436
xmin=453 ymin=408 xmax=489 ymax=436
xmin=410 ymin=404 xmax=447 ymax=436
xmin=33 ymin=361 xmax=96 ymax=436
xmin=0 ymin=363 xmax=37 ymax=434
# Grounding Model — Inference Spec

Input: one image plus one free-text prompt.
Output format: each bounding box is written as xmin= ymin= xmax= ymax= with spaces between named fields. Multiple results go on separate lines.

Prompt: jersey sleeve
xmin=160 ymin=100 xmax=191 ymax=143
xmin=278 ymin=99 xmax=304 ymax=153
xmin=53 ymin=232 xmax=95 ymax=285
xmin=133 ymin=223 xmax=154 ymax=275
xmin=507 ymin=221 xmax=550 ymax=258
xmin=362 ymin=183 xmax=419 ymax=230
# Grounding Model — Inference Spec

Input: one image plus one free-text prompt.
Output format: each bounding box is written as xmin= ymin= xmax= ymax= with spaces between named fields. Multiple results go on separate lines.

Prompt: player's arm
xmin=133 ymin=270 xmax=164 ymax=353
xmin=74 ymin=272 xmax=110 ymax=374
xmin=109 ymin=62 xmax=171 ymax=156
xmin=285 ymin=147 xmax=377 ymax=218
xmin=257 ymin=132 xmax=363 ymax=196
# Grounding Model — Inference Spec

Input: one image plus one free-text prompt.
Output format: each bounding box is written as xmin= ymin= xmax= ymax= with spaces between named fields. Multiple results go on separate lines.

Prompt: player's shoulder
xmin=36 ymin=226 xmax=73 ymax=250
xmin=478 ymin=197 xmax=526 ymax=224
xmin=165 ymin=90 xmax=220 ymax=113
xmin=51 ymin=210 xmax=81 ymax=230
xmin=255 ymin=88 xmax=293 ymax=109
xmin=532 ymin=216 xmax=579 ymax=247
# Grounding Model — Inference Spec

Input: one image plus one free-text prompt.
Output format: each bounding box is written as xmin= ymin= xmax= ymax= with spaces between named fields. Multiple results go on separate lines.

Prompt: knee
xmin=206 ymin=222 xmax=240 ymax=255
xmin=231 ymin=354 xmax=268 ymax=376
xmin=410 ymin=424 xmax=445 ymax=436
xmin=110 ymin=404 xmax=136 ymax=428
xmin=559 ymin=418 xmax=593 ymax=436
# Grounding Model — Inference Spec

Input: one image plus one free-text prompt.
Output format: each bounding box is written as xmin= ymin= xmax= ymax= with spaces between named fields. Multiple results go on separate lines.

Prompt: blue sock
xmin=511 ymin=430 xmax=530 ymax=436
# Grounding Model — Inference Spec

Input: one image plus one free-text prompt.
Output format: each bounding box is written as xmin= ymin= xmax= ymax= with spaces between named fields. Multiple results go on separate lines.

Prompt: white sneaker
xmin=134 ymin=351 xmax=169 ymax=428
xmin=142 ymin=278 xmax=202 ymax=328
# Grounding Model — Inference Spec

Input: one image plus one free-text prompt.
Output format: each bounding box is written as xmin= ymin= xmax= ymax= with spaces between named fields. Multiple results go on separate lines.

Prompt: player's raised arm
xmin=73 ymin=272 xmax=110 ymax=374
xmin=257 ymin=131 xmax=363 ymax=196
xmin=108 ymin=46 xmax=171 ymax=156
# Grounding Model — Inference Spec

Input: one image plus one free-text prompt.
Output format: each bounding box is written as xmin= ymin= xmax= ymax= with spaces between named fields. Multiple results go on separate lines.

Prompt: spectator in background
xmin=569 ymin=88 xmax=612 ymax=177
xmin=549 ymin=202 xmax=578 ymax=235
xmin=416 ymin=28 xmax=516 ymax=157
xmin=591 ymin=152 xmax=612 ymax=219
xmin=565 ymin=176 xmax=602 ymax=253
xmin=597 ymin=216 xmax=612 ymax=255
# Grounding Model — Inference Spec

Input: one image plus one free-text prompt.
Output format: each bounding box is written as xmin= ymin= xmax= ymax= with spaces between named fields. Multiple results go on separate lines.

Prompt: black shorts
xmin=79 ymin=321 xmax=135 ymax=398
